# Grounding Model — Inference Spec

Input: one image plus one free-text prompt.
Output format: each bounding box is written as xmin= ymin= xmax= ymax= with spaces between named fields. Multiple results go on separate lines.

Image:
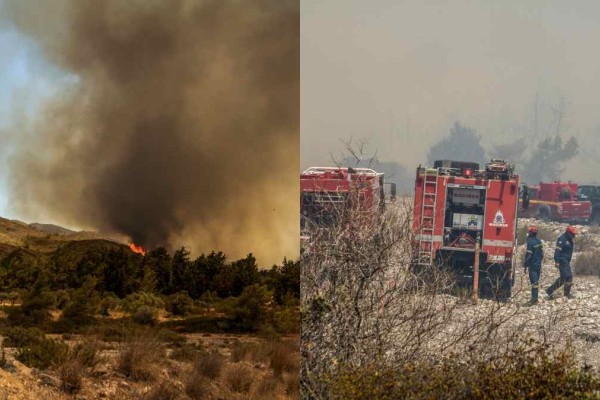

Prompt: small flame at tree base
xmin=129 ymin=242 xmax=146 ymax=256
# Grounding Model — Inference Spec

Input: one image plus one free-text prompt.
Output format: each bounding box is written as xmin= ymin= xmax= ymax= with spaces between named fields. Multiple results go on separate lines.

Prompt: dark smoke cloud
xmin=1 ymin=0 xmax=299 ymax=264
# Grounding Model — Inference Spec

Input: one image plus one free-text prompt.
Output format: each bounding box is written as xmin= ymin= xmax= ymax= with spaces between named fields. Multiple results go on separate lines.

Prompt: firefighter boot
xmin=564 ymin=273 xmax=574 ymax=299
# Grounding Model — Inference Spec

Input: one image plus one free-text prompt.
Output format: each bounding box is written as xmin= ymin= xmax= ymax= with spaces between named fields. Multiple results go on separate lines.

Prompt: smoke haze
xmin=301 ymin=0 xmax=600 ymax=182
xmin=1 ymin=0 xmax=299 ymax=265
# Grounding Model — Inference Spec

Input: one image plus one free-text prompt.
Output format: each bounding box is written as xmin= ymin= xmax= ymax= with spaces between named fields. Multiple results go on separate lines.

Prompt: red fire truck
xmin=412 ymin=159 xmax=519 ymax=300
xmin=519 ymin=181 xmax=591 ymax=223
xmin=300 ymin=167 xmax=396 ymax=234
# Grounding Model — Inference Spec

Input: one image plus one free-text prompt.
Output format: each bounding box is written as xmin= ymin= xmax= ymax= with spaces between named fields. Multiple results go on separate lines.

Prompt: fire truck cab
xmin=300 ymin=166 xmax=396 ymax=233
xmin=413 ymin=159 xmax=519 ymax=300
xmin=519 ymin=181 xmax=591 ymax=223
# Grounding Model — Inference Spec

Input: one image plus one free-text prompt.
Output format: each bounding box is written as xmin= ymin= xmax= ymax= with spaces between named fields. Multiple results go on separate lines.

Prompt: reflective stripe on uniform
xmin=526 ymin=250 xmax=533 ymax=253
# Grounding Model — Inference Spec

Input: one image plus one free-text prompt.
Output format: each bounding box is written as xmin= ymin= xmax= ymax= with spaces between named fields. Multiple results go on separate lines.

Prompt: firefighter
xmin=524 ymin=226 xmax=543 ymax=305
xmin=546 ymin=226 xmax=577 ymax=300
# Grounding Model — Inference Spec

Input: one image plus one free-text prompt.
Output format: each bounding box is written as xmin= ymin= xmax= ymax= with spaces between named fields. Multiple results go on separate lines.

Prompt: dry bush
xmin=145 ymin=380 xmax=182 ymax=400
xmin=268 ymin=341 xmax=299 ymax=377
xmin=116 ymin=330 xmax=164 ymax=381
xmin=252 ymin=376 xmax=279 ymax=399
xmin=184 ymin=375 xmax=210 ymax=400
xmin=301 ymin=194 xmax=572 ymax=398
xmin=223 ymin=364 xmax=254 ymax=394
xmin=55 ymin=338 xmax=103 ymax=394
xmin=284 ymin=372 xmax=300 ymax=399
xmin=517 ymin=223 xmax=556 ymax=244
xmin=57 ymin=359 xmax=83 ymax=394
xmin=230 ymin=341 xmax=263 ymax=363
xmin=575 ymin=251 xmax=600 ymax=276
xmin=170 ymin=342 xmax=201 ymax=362
xmin=191 ymin=352 xmax=224 ymax=380
xmin=71 ymin=338 xmax=103 ymax=369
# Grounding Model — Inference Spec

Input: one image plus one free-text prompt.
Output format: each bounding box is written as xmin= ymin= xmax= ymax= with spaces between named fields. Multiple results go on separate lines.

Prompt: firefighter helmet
xmin=567 ymin=226 xmax=577 ymax=235
xmin=527 ymin=226 xmax=538 ymax=234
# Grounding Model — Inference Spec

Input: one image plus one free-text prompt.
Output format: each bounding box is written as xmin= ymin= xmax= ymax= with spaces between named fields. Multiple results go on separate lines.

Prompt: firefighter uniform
xmin=547 ymin=231 xmax=575 ymax=298
xmin=524 ymin=235 xmax=543 ymax=302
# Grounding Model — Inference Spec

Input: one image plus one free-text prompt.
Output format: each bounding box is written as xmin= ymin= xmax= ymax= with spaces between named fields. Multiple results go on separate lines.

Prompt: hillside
xmin=0 ymin=217 xmax=122 ymax=255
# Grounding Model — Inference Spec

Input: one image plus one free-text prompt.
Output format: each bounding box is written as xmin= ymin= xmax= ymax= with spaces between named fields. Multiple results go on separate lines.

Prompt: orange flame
xmin=129 ymin=242 xmax=146 ymax=256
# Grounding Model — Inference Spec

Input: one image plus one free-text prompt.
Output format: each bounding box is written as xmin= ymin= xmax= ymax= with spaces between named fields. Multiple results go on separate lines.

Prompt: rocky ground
xmin=0 ymin=333 xmax=299 ymax=400
xmin=457 ymin=217 xmax=600 ymax=369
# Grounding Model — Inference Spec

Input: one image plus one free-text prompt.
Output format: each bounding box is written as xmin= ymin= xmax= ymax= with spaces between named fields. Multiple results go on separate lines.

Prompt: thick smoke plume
xmin=2 ymin=0 xmax=299 ymax=264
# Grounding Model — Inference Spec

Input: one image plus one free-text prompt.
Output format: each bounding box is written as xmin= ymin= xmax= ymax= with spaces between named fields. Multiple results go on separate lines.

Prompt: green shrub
xmin=7 ymin=282 xmax=53 ymax=328
xmin=326 ymin=345 xmax=600 ymax=399
xmin=156 ymin=329 xmax=186 ymax=345
xmin=15 ymin=335 xmax=69 ymax=370
xmin=273 ymin=305 xmax=300 ymax=334
xmin=100 ymin=292 xmax=121 ymax=316
xmin=122 ymin=292 xmax=165 ymax=314
xmin=217 ymin=285 xmax=271 ymax=331
xmin=53 ymin=290 xmax=70 ymax=310
xmin=2 ymin=326 xmax=46 ymax=348
xmin=167 ymin=291 xmax=193 ymax=316
xmin=132 ymin=306 xmax=158 ymax=326
xmin=52 ymin=278 xmax=101 ymax=334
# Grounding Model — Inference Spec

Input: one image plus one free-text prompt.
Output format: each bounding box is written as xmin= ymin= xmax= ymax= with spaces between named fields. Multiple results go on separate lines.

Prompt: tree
xmin=100 ymin=249 xmax=141 ymax=297
xmin=8 ymin=271 xmax=53 ymax=327
xmin=188 ymin=251 xmax=227 ymax=299
xmin=269 ymin=258 xmax=300 ymax=305
xmin=427 ymin=122 xmax=486 ymax=166
xmin=60 ymin=277 xmax=100 ymax=326
xmin=490 ymin=138 xmax=527 ymax=167
xmin=144 ymin=247 xmax=172 ymax=295
xmin=521 ymin=135 xmax=578 ymax=183
xmin=171 ymin=247 xmax=192 ymax=295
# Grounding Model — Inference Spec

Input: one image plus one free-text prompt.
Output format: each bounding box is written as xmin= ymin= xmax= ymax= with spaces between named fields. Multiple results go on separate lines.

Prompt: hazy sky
xmin=301 ymin=0 xmax=600 ymax=181
xmin=0 ymin=5 xmax=68 ymax=220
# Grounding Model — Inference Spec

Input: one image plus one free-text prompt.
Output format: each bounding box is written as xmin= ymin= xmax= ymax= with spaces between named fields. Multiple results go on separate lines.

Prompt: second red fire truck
xmin=519 ymin=181 xmax=591 ymax=223
xmin=300 ymin=166 xmax=396 ymax=234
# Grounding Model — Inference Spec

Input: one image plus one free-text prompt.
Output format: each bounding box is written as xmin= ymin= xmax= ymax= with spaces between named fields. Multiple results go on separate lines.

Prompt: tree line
xmin=0 ymin=244 xmax=299 ymax=307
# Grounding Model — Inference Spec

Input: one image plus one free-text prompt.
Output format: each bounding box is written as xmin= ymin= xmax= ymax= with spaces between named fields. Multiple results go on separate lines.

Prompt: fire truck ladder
xmin=417 ymin=168 xmax=439 ymax=266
